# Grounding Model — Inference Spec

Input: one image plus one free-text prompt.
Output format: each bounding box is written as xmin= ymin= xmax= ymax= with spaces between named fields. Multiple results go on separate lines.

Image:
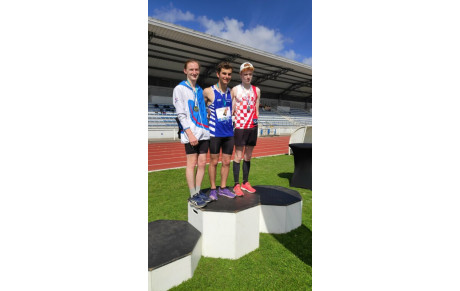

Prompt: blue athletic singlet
xmin=208 ymin=85 xmax=233 ymax=137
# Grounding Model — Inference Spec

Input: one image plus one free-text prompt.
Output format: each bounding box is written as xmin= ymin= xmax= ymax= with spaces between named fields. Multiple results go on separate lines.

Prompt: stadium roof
xmin=148 ymin=17 xmax=312 ymax=102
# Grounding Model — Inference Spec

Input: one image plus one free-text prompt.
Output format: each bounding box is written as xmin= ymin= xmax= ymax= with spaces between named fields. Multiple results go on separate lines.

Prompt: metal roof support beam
xmin=151 ymin=43 xmax=218 ymax=61
xmin=278 ymin=81 xmax=312 ymax=98
xmin=148 ymin=31 xmax=154 ymax=43
xmin=149 ymin=44 xmax=311 ymax=83
xmin=253 ymin=68 xmax=293 ymax=85
xmin=149 ymin=34 xmax=312 ymax=78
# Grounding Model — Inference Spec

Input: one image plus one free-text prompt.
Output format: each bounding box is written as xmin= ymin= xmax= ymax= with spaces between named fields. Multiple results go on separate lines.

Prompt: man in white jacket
xmin=173 ymin=59 xmax=211 ymax=208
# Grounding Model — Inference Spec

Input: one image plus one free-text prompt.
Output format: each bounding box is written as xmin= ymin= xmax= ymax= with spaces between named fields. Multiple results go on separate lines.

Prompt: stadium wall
xmin=148 ymin=86 xmax=174 ymax=104
xmin=148 ymin=126 xmax=299 ymax=140
xmin=148 ymin=128 xmax=179 ymax=140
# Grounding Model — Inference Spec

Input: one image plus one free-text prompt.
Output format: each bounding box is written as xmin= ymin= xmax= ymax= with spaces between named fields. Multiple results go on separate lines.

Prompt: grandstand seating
xmin=258 ymin=109 xmax=312 ymax=127
xmin=148 ymin=103 xmax=312 ymax=138
xmin=148 ymin=103 xmax=176 ymax=113
xmin=148 ymin=112 xmax=177 ymax=127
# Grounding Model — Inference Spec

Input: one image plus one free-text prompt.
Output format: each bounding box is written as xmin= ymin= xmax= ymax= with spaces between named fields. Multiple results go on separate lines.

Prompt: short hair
xmin=216 ymin=61 xmax=233 ymax=73
xmin=184 ymin=59 xmax=200 ymax=70
xmin=240 ymin=62 xmax=254 ymax=73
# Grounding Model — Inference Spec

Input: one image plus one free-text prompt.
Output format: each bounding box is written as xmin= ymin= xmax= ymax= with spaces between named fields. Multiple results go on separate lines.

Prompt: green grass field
xmin=148 ymin=154 xmax=312 ymax=290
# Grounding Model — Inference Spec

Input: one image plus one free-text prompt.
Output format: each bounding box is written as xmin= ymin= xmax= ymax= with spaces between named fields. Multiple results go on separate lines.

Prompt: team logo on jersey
xmin=188 ymin=100 xmax=209 ymax=129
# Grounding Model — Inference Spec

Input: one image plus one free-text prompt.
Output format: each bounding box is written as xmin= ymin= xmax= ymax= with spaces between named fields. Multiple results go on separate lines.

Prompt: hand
xmin=187 ymin=131 xmax=198 ymax=146
xmin=189 ymin=136 xmax=198 ymax=146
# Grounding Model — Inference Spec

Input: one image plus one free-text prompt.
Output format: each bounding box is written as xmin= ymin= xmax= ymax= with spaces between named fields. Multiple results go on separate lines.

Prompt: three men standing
xmin=174 ymin=60 xmax=261 ymax=208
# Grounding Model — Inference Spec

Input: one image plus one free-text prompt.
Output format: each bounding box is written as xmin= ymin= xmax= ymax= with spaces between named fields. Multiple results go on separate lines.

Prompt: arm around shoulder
xmin=255 ymin=87 xmax=261 ymax=116
xmin=203 ymin=87 xmax=214 ymax=106
xmin=231 ymin=87 xmax=237 ymax=115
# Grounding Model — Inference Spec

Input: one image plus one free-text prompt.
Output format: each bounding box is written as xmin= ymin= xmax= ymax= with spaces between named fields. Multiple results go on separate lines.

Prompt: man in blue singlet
xmin=203 ymin=62 xmax=237 ymax=200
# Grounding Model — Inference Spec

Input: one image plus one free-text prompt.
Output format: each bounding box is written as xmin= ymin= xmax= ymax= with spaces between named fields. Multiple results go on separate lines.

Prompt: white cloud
xmin=152 ymin=5 xmax=194 ymax=23
xmin=282 ymin=49 xmax=299 ymax=60
xmin=198 ymin=16 xmax=285 ymax=55
xmin=302 ymin=57 xmax=312 ymax=66
xmin=197 ymin=16 xmax=226 ymax=36
xmin=151 ymin=5 xmax=311 ymax=63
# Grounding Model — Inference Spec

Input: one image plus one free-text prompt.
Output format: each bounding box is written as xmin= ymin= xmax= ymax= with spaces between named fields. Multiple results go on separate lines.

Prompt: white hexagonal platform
xmin=188 ymin=202 xmax=260 ymax=259
xmin=148 ymin=220 xmax=202 ymax=291
xmin=257 ymin=185 xmax=303 ymax=233
xmin=188 ymin=185 xmax=302 ymax=259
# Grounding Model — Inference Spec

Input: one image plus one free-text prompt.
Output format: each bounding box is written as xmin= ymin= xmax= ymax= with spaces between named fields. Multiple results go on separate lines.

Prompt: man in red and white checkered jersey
xmin=230 ymin=62 xmax=261 ymax=196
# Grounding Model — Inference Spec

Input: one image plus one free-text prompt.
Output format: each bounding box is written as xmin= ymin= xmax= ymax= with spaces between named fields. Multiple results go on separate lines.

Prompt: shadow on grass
xmin=271 ymin=225 xmax=312 ymax=266
xmin=278 ymin=172 xmax=293 ymax=183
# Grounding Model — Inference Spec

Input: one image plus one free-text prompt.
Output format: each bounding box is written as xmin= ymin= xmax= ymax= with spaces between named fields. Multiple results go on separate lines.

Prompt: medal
xmin=247 ymin=105 xmax=250 ymax=112
xmin=186 ymin=80 xmax=200 ymax=113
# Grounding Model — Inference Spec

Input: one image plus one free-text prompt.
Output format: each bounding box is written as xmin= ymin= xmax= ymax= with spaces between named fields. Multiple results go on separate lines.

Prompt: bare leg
xmin=220 ymin=153 xmax=232 ymax=188
xmin=234 ymin=146 xmax=244 ymax=163
xmin=209 ymin=153 xmax=220 ymax=189
xmin=195 ymin=153 xmax=207 ymax=189
xmin=186 ymin=154 xmax=198 ymax=193
xmin=244 ymin=146 xmax=254 ymax=161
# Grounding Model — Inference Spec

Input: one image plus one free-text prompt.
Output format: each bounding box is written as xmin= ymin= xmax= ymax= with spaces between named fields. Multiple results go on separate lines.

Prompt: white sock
xmin=195 ymin=186 xmax=201 ymax=193
xmin=189 ymin=188 xmax=196 ymax=197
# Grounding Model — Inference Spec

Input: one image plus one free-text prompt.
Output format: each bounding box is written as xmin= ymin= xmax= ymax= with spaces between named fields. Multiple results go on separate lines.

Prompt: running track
xmin=148 ymin=136 xmax=291 ymax=172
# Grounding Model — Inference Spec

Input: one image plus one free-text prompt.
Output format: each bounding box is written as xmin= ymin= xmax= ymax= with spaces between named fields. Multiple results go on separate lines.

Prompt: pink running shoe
xmin=241 ymin=182 xmax=256 ymax=193
xmin=233 ymin=184 xmax=244 ymax=196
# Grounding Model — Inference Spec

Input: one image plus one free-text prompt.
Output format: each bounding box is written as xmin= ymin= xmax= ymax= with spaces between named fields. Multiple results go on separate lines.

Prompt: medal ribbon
xmin=216 ymin=83 xmax=227 ymax=107
xmin=242 ymin=84 xmax=252 ymax=112
xmin=186 ymin=80 xmax=198 ymax=110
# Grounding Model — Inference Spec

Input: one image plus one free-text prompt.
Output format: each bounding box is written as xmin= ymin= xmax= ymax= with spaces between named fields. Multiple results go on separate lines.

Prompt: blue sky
xmin=148 ymin=0 xmax=312 ymax=66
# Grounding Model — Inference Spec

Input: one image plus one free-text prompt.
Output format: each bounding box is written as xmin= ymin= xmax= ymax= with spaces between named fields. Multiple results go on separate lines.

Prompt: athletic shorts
xmin=210 ymin=136 xmax=235 ymax=155
xmin=234 ymin=126 xmax=258 ymax=146
xmin=185 ymin=140 xmax=210 ymax=155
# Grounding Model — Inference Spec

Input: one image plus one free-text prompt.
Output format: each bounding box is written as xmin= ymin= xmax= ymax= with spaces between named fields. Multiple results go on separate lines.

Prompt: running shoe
xmin=188 ymin=193 xmax=207 ymax=208
xmin=197 ymin=190 xmax=212 ymax=203
xmin=209 ymin=189 xmax=218 ymax=201
xmin=218 ymin=187 xmax=236 ymax=198
xmin=232 ymin=184 xmax=244 ymax=196
xmin=241 ymin=182 xmax=256 ymax=193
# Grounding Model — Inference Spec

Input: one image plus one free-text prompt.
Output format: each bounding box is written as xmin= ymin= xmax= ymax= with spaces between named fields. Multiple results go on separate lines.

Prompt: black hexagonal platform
xmin=201 ymin=185 xmax=302 ymax=213
xmin=148 ymin=220 xmax=201 ymax=270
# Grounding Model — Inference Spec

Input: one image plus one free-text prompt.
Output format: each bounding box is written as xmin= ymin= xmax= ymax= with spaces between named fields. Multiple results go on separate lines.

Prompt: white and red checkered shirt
xmin=233 ymin=84 xmax=258 ymax=129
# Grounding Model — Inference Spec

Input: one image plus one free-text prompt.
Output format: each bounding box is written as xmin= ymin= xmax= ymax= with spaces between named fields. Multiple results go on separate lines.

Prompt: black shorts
xmin=234 ymin=127 xmax=258 ymax=146
xmin=184 ymin=140 xmax=210 ymax=155
xmin=210 ymin=136 xmax=235 ymax=155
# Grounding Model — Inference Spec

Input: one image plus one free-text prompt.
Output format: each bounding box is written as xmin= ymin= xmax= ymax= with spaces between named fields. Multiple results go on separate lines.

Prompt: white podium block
xmin=257 ymin=185 xmax=303 ymax=234
xmin=148 ymin=186 xmax=303 ymax=290
xmin=259 ymin=201 xmax=302 ymax=233
xmin=188 ymin=203 xmax=259 ymax=259
xmin=188 ymin=185 xmax=303 ymax=259
xmin=148 ymin=220 xmax=202 ymax=291
xmin=149 ymin=250 xmax=195 ymax=291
